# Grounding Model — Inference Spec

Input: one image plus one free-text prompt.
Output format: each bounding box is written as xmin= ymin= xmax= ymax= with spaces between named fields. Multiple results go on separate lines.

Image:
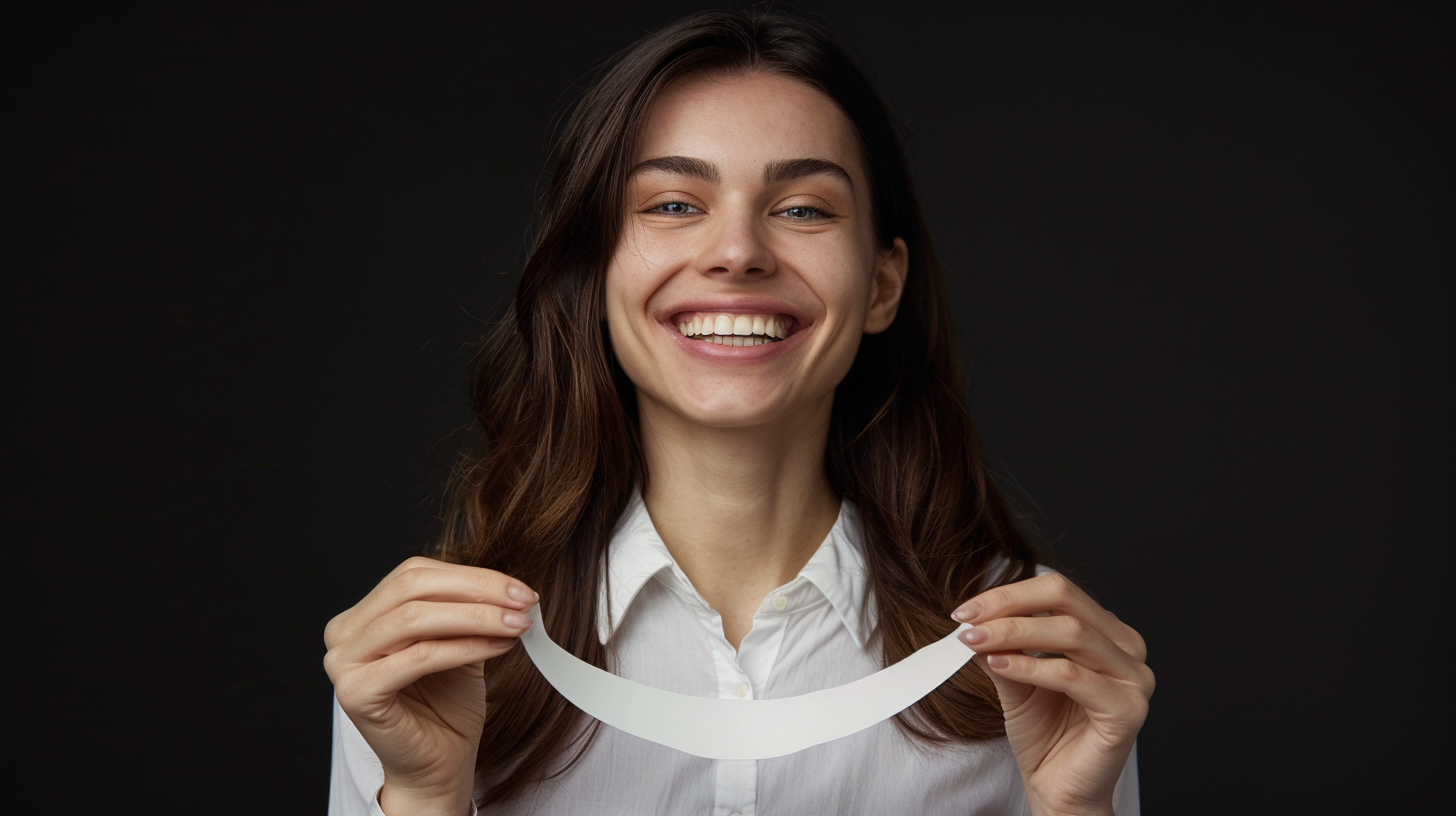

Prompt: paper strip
xmin=518 ymin=603 xmax=976 ymax=760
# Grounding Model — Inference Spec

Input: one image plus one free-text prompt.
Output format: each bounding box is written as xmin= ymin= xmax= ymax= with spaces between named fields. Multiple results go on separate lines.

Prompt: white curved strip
xmin=518 ymin=603 xmax=976 ymax=760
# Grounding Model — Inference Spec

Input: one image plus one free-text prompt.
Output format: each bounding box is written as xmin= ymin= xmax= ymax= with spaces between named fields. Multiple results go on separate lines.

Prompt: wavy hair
xmin=430 ymin=8 xmax=1045 ymax=806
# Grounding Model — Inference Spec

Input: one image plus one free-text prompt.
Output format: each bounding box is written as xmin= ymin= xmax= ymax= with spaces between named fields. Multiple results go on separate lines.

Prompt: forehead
xmin=635 ymin=70 xmax=863 ymax=178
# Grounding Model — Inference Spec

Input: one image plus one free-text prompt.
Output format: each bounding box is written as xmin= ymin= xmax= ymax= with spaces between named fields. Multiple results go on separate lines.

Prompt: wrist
xmin=378 ymin=779 xmax=474 ymax=816
xmin=1028 ymin=795 xmax=1116 ymax=816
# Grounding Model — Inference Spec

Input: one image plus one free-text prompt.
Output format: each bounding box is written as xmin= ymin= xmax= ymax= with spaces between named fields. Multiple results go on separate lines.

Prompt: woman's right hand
xmin=324 ymin=556 xmax=538 ymax=816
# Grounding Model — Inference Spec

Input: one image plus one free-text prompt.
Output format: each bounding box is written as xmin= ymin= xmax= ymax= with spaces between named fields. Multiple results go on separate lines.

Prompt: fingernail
xmin=507 ymin=585 xmax=533 ymax=603
xmin=952 ymin=603 xmax=980 ymax=623
xmin=987 ymin=655 xmax=1011 ymax=669
xmin=961 ymin=627 xmax=988 ymax=646
xmin=502 ymin=612 xmax=531 ymax=629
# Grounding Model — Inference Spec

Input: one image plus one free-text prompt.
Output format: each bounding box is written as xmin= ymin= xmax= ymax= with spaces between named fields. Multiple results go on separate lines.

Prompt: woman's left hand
xmin=953 ymin=573 xmax=1154 ymax=816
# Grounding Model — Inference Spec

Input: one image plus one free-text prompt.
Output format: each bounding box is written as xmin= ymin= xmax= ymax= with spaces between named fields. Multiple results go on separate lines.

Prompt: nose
xmin=695 ymin=206 xmax=776 ymax=280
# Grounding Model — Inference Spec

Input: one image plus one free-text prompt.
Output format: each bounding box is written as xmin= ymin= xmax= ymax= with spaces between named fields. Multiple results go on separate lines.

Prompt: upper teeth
xmin=675 ymin=312 xmax=792 ymax=342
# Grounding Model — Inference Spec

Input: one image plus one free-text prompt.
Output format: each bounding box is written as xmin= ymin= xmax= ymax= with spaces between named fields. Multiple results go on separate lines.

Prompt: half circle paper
xmin=518 ymin=603 xmax=976 ymax=760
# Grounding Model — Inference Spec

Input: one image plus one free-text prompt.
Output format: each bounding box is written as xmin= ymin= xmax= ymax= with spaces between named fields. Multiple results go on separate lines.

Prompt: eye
xmin=647 ymin=201 xmax=703 ymax=215
xmin=776 ymin=205 xmax=832 ymax=221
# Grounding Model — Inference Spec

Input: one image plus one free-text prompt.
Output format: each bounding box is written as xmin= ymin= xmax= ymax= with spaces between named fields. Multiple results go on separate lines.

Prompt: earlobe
xmin=863 ymin=237 xmax=909 ymax=334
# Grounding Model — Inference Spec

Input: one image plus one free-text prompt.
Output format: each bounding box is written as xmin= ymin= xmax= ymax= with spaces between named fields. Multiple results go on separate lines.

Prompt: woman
xmin=325 ymin=9 xmax=1152 ymax=815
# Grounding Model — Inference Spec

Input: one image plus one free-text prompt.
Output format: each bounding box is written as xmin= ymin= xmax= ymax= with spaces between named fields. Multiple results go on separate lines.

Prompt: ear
xmin=863 ymin=237 xmax=909 ymax=334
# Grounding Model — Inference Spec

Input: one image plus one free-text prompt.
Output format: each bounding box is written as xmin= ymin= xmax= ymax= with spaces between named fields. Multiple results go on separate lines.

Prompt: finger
xmin=365 ymin=558 xmax=539 ymax=615
xmin=953 ymin=573 xmax=1146 ymax=662
xmin=328 ymin=600 xmax=533 ymax=668
xmin=970 ymin=652 xmax=1037 ymax=712
xmin=958 ymin=614 xmax=1148 ymax=686
xmin=326 ymin=559 xmax=538 ymax=647
xmin=335 ymin=636 xmax=511 ymax=718
xmin=977 ymin=652 xmax=1150 ymax=729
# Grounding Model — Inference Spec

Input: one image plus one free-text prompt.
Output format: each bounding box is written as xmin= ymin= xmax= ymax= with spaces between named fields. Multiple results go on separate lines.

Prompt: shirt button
xmin=772 ymin=595 xmax=788 ymax=611
xmin=734 ymin=683 xmax=748 ymax=698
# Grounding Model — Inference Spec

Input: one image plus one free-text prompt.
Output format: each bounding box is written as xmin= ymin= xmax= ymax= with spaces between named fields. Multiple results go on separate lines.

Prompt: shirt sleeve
xmin=327 ymin=691 xmax=481 ymax=816
xmin=328 ymin=691 xmax=384 ymax=816
xmin=1111 ymin=740 xmax=1141 ymax=815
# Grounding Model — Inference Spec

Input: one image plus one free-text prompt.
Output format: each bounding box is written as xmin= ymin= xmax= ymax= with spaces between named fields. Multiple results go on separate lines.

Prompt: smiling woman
xmin=323 ymin=9 xmax=1150 ymax=816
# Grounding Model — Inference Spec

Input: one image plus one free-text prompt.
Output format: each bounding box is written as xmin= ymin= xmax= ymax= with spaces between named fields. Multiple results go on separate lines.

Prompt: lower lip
xmin=663 ymin=323 xmax=806 ymax=362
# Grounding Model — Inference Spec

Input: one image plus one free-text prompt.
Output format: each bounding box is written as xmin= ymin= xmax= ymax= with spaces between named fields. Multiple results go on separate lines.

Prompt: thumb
xmin=973 ymin=652 xmax=1036 ymax=713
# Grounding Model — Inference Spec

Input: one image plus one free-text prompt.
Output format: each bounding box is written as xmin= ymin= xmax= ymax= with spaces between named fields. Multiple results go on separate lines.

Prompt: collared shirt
xmin=329 ymin=494 xmax=1141 ymax=815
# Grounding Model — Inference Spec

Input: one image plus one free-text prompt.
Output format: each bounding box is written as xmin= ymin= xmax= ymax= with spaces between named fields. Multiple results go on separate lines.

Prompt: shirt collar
xmin=596 ymin=491 xmax=878 ymax=648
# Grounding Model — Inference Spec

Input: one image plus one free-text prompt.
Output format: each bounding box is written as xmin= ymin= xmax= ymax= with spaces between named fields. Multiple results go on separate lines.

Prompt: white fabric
xmin=329 ymin=493 xmax=1140 ymax=815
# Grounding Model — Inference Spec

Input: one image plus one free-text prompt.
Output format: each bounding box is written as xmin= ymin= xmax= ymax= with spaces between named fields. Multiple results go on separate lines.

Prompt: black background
xmin=7 ymin=2 xmax=1451 ymax=813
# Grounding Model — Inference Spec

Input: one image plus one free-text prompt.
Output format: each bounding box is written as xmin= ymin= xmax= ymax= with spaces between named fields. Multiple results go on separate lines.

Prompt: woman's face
xmin=605 ymin=70 xmax=907 ymax=431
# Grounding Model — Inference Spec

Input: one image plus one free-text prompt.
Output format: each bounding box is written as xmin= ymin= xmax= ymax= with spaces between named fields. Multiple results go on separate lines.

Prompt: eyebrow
xmin=763 ymin=158 xmax=854 ymax=190
xmin=628 ymin=155 xmax=854 ymax=191
xmin=629 ymin=155 xmax=720 ymax=184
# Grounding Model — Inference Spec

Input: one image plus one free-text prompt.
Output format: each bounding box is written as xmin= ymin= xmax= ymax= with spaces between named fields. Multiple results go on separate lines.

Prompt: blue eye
xmin=779 ymin=205 xmax=830 ymax=220
xmin=650 ymin=201 xmax=701 ymax=215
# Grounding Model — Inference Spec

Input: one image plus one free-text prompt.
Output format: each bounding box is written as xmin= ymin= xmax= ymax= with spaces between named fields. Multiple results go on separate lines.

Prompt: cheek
xmin=602 ymin=248 xmax=666 ymax=385
xmin=602 ymin=262 xmax=638 ymax=358
xmin=607 ymin=225 xmax=674 ymax=305
xmin=790 ymin=245 xmax=873 ymax=328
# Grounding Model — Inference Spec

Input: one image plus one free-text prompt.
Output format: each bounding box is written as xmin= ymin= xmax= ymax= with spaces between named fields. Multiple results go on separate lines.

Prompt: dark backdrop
xmin=7 ymin=2 xmax=1451 ymax=813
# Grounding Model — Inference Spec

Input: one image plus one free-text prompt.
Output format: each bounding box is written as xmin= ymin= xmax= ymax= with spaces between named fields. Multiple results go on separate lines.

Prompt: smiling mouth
xmin=672 ymin=311 xmax=795 ymax=347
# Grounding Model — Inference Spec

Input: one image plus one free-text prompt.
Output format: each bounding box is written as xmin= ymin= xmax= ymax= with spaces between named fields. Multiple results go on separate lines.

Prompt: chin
xmin=660 ymin=383 xmax=830 ymax=431
xmin=674 ymin=400 xmax=789 ymax=430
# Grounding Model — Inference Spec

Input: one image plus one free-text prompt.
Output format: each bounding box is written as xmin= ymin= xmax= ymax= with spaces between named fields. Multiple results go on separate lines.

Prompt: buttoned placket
xmin=661 ymin=563 xmax=822 ymax=816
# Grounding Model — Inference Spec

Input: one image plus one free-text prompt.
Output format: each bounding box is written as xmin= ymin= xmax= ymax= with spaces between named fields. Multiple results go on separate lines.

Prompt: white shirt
xmin=330 ymin=494 xmax=1141 ymax=815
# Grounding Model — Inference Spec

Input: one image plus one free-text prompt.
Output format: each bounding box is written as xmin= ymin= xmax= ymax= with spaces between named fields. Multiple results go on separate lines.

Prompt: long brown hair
xmin=430 ymin=8 xmax=1046 ymax=806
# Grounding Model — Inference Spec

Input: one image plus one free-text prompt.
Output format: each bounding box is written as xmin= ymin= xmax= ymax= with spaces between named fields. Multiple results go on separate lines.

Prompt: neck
xmin=637 ymin=393 xmax=842 ymax=645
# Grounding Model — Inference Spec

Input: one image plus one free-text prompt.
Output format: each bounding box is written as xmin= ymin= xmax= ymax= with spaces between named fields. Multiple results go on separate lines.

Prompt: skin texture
xmin=322 ymin=69 xmax=1151 ymax=816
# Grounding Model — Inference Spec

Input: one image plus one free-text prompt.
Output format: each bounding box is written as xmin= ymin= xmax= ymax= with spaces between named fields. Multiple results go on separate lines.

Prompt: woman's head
xmin=518 ymin=9 xmax=944 ymax=436
xmin=435 ymin=9 xmax=1043 ymax=805
xmin=608 ymin=69 xmax=908 ymax=431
